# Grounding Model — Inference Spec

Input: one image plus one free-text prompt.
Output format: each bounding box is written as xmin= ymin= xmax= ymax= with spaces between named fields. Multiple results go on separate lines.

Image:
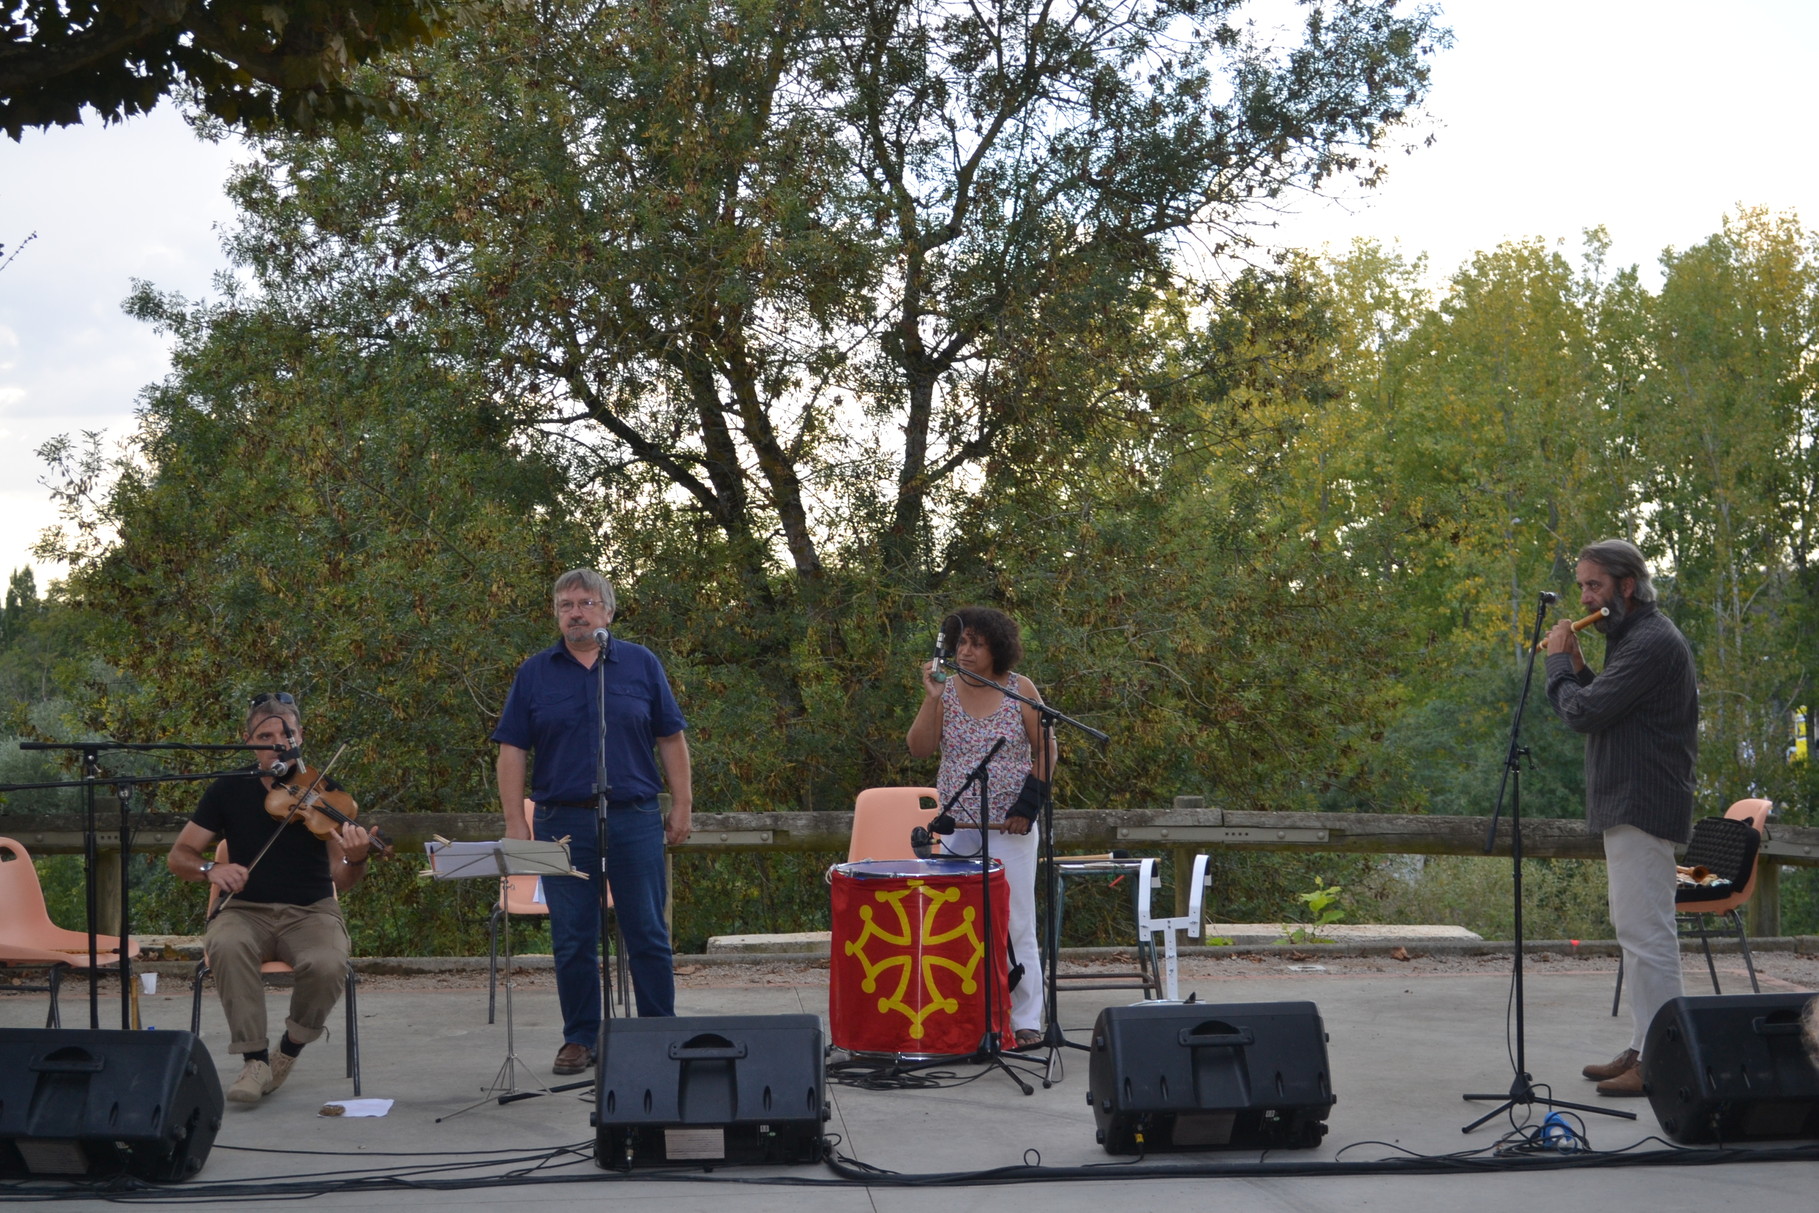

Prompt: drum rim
xmin=833 ymin=857 xmax=1003 ymax=877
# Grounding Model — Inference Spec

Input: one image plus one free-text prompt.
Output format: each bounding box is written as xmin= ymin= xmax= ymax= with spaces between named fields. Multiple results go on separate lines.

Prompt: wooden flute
xmin=1534 ymin=606 xmax=1610 ymax=651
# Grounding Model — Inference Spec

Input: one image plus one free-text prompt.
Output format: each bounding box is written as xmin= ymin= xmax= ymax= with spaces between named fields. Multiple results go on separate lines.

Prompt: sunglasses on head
xmin=251 ymin=692 xmax=296 ymax=707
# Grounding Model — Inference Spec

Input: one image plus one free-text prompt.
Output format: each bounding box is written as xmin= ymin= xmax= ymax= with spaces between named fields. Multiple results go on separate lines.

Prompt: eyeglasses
xmin=251 ymin=692 xmax=296 ymax=707
xmin=555 ymin=598 xmax=608 ymax=611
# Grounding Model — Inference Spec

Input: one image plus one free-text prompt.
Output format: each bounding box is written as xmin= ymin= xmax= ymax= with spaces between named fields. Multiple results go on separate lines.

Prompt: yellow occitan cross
xmin=843 ymin=879 xmax=985 ymax=1039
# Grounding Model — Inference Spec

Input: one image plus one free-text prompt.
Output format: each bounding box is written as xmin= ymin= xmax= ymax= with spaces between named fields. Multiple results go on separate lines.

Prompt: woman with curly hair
xmin=907 ymin=606 xmax=1058 ymax=1051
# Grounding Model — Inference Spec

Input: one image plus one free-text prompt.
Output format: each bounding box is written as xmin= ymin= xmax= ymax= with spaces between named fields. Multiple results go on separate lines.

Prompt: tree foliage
xmin=1308 ymin=216 xmax=1818 ymax=827
xmin=36 ymin=279 xmax=595 ymax=810
xmin=0 ymin=0 xmax=455 ymax=139
xmin=72 ymin=0 xmax=1438 ymax=815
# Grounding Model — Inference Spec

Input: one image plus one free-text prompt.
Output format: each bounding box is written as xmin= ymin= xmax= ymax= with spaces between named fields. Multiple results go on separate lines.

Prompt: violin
xmin=264 ymin=758 xmax=395 ymax=860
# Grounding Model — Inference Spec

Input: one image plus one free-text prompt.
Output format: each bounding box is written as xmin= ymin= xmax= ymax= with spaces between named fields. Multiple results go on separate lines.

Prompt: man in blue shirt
xmin=493 ymin=569 xmax=693 ymax=1076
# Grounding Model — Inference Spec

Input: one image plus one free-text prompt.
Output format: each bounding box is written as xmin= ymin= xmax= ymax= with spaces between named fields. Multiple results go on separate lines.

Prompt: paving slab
xmin=2 ymin=951 xmax=1817 ymax=1209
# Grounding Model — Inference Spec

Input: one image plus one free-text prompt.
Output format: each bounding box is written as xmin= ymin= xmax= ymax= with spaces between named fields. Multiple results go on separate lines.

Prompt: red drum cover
xmin=828 ymin=858 xmax=1010 ymax=1056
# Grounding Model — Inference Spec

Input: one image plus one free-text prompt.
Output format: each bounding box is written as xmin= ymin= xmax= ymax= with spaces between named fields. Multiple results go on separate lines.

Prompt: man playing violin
xmin=167 ymin=693 xmax=374 ymax=1105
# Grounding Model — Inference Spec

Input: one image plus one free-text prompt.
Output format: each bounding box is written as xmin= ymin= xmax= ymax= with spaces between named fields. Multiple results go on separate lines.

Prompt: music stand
xmin=424 ymin=838 xmax=578 ymax=1120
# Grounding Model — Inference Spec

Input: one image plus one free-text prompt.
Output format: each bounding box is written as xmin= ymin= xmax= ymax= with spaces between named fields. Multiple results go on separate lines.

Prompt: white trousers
xmin=1605 ymin=824 xmax=1684 ymax=1054
xmin=945 ymin=825 xmax=1044 ymax=1032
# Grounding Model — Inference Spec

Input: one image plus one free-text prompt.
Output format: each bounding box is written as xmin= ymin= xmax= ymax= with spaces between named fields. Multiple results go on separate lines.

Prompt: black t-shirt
xmin=192 ymin=770 xmax=339 ymax=907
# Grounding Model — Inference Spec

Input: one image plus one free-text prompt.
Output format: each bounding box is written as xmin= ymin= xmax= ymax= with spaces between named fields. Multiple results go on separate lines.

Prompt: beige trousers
xmin=206 ymin=897 xmax=350 ymax=1055
xmin=1605 ymin=824 xmax=1684 ymax=1055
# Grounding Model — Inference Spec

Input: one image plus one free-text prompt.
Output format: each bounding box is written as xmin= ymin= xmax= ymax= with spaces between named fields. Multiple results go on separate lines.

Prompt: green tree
xmin=1635 ymin=208 xmax=1819 ymax=816
xmin=39 ymin=280 xmax=594 ymax=812
xmin=185 ymin=0 xmax=1443 ymax=810
xmin=0 ymin=0 xmax=457 ymax=138
xmin=1291 ymin=234 xmax=1654 ymax=816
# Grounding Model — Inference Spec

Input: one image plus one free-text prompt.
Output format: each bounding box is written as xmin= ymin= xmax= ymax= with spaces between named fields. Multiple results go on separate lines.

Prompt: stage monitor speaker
xmin=0 ymin=1028 xmax=223 ymax=1181
xmin=593 ymin=1014 xmax=828 ymax=1171
xmin=1085 ymin=1000 xmax=1335 ymax=1154
xmin=1642 ymin=992 xmax=1819 ymax=1144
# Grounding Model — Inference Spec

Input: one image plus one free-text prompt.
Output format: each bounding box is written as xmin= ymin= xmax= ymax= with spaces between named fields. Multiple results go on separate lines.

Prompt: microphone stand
xmin=1461 ymin=594 xmax=1635 ymax=1131
xmin=898 ymin=736 xmax=1036 ymax=1094
xmin=931 ymin=659 xmax=1109 ymax=1085
xmin=588 ymin=633 xmax=620 ymax=1104
xmin=7 ymin=740 xmax=286 ymax=1029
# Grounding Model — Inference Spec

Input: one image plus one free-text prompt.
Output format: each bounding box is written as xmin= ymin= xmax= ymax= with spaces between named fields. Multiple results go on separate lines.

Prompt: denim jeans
xmin=534 ymin=800 xmax=675 ymax=1043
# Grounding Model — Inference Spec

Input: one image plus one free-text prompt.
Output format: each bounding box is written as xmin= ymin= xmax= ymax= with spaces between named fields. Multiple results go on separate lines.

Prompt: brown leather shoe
xmin=553 ymin=1043 xmax=596 ymax=1076
xmin=1582 ymin=1048 xmax=1638 ymax=1081
xmin=1596 ymin=1064 xmax=1646 ymax=1097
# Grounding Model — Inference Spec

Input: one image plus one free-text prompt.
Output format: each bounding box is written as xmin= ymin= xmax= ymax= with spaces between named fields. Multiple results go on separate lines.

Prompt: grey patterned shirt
xmin=1545 ymin=601 xmax=1699 ymax=844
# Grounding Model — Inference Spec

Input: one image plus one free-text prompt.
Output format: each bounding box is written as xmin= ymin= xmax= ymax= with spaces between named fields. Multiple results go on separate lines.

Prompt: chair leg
xmin=1695 ymin=915 xmax=1722 ymax=996
xmin=344 ymin=965 xmax=361 ymax=1097
xmin=1731 ymin=909 xmax=1760 ymax=993
xmin=1611 ymin=952 xmax=1623 ymax=1016
xmin=46 ymin=965 xmax=62 ymax=1029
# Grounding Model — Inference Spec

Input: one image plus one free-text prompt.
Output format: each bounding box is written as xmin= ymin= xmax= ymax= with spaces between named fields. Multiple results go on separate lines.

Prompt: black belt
xmin=539 ymin=798 xmax=643 ymax=809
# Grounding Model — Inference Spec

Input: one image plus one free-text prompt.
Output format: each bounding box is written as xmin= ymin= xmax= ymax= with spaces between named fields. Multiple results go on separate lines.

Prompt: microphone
xmin=931 ymin=619 xmax=950 ymax=682
xmin=593 ymin=627 xmax=611 ymax=648
xmin=1539 ymin=591 xmax=1559 ymax=604
xmin=268 ymin=730 xmax=300 ymax=778
xmin=911 ymin=809 xmax=959 ymax=859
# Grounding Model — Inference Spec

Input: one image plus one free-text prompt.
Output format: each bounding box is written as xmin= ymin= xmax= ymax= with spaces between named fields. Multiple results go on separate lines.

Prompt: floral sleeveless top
xmin=936 ymin=674 xmax=1032 ymax=826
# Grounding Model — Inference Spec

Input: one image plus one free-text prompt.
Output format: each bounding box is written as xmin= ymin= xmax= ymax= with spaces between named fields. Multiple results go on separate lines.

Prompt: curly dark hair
xmin=940 ymin=606 xmax=1023 ymax=675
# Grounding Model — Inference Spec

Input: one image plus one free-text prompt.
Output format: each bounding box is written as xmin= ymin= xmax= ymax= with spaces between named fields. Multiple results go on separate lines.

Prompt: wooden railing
xmin=8 ymin=797 xmax=1817 ymax=936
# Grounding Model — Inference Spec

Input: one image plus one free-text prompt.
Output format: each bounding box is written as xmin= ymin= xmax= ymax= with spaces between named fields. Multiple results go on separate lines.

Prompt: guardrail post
xmin=1752 ymin=863 xmax=1781 ymax=937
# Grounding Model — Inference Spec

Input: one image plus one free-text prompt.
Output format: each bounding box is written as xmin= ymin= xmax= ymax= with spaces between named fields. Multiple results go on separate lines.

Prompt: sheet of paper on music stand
xmin=423 ymin=839 xmax=578 ymax=880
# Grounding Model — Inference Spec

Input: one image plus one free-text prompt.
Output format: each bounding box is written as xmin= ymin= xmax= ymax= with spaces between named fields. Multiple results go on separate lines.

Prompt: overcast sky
xmin=2 ymin=0 xmax=1815 ymax=592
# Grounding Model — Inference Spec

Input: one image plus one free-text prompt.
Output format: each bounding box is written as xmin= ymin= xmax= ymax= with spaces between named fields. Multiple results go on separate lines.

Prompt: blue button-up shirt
xmin=491 ymin=636 xmax=687 ymax=803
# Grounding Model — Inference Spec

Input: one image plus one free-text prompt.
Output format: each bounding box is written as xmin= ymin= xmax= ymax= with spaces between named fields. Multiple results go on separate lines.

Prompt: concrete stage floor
xmin=4 ymin=948 xmax=1819 ymax=1210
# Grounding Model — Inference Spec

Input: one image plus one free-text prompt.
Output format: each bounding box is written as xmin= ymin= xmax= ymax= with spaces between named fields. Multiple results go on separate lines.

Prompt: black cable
xmin=4 ymin=1131 xmax=1816 ymax=1200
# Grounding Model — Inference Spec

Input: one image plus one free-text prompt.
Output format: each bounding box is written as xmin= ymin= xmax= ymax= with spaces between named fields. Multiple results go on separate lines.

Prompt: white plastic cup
xmin=140 ymin=972 xmax=158 ymax=995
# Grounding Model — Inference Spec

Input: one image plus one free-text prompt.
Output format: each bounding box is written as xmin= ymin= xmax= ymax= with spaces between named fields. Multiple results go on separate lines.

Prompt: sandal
xmin=1012 ymin=1029 xmax=1045 ymax=1051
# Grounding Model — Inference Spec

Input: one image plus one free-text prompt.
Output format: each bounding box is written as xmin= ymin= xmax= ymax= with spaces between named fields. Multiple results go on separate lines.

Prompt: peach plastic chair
xmin=188 ymin=841 xmax=362 ymax=1093
xmin=0 ymin=835 xmax=136 ymax=958
xmin=1613 ymin=797 xmax=1770 ymax=1014
xmin=488 ymin=798 xmax=624 ymax=1021
xmin=0 ymin=836 xmax=135 ymax=1026
xmin=847 ymin=787 xmax=940 ymax=862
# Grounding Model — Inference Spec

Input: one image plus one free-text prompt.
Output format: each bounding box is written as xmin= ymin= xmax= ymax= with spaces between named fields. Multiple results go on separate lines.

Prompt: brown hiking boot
xmin=1582 ymin=1048 xmax=1638 ymax=1081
